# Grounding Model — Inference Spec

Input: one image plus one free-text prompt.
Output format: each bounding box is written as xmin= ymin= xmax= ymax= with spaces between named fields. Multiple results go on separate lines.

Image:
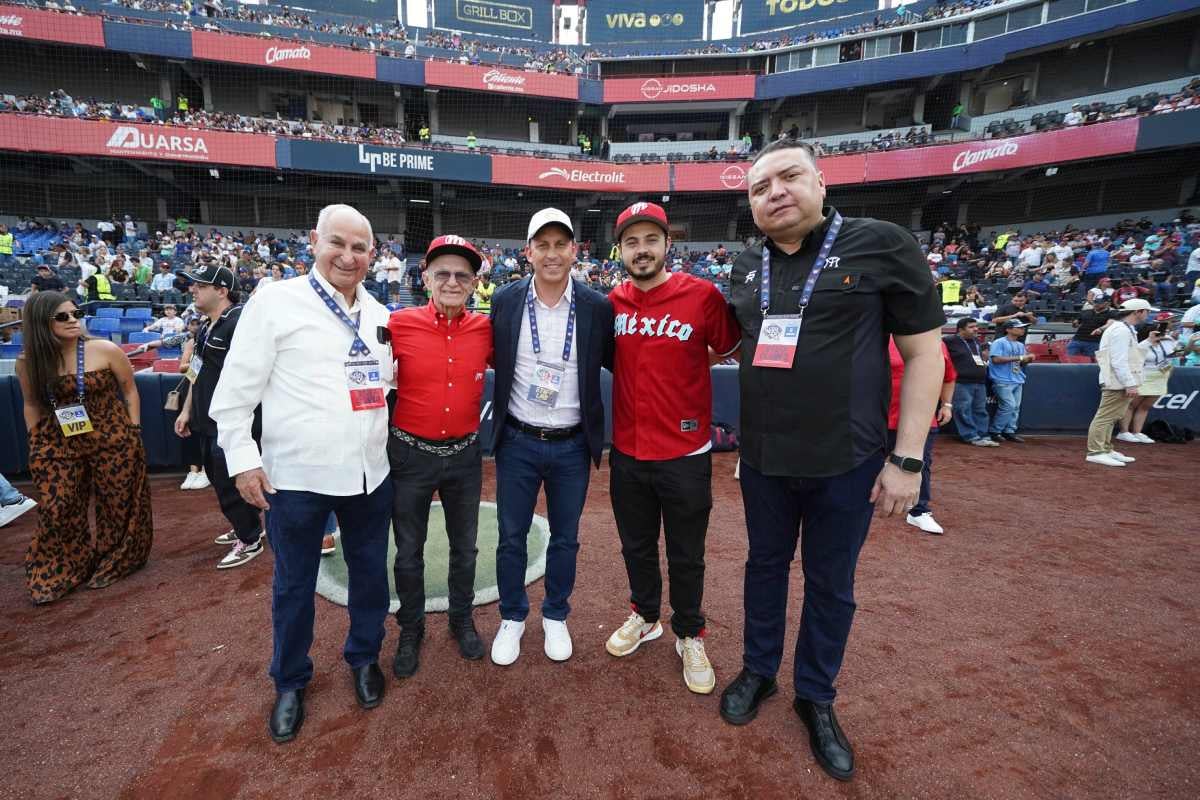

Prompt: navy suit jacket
xmin=487 ymin=276 xmax=614 ymax=466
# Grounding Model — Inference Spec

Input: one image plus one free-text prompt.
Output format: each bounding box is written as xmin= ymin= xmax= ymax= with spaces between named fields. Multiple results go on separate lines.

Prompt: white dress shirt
xmin=210 ymin=268 xmax=395 ymax=496
xmin=508 ymin=277 xmax=582 ymax=428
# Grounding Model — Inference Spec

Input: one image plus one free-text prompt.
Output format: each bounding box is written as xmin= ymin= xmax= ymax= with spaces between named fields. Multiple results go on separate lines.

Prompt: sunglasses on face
xmin=431 ymin=270 xmax=475 ymax=286
xmin=53 ymin=309 xmax=87 ymax=322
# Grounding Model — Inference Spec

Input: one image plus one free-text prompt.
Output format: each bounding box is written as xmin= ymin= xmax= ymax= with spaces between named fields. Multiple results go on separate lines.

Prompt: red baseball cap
xmin=425 ymin=235 xmax=482 ymax=273
xmin=615 ymin=202 xmax=669 ymax=241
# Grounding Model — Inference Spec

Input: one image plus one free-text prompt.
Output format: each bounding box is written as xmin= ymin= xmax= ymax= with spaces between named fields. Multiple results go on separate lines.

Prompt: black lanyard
xmin=309 ymin=274 xmax=371 ymax=357
xmin=527 ymin=281 xmax=575 ymax=362
xmin=760 ymin=212 xmax=843 ymax=318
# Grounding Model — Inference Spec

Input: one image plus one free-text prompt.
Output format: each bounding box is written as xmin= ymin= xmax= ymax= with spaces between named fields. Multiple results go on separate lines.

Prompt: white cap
xmin=527 ymin=208 xmax=574 ymax=242
xmin=1119 ymin=298 xmax=1158 ymax=312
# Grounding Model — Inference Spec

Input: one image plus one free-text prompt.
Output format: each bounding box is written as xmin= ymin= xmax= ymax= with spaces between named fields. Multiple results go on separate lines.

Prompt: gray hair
xmin=315 ymin=204 xmax=374 ymax=244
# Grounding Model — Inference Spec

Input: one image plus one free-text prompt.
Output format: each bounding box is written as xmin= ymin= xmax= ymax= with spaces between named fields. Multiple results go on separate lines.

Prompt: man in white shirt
xmin=150 ymin=263 xmax=176 ymax=292
xmin=1063 ymin=106 xmax=1084 ymax=126
xmin=1085 ymin=299 xmax=1155 ymax=467
xmin=210 ymin=204 xmax=395 ymax=744
xmin=1018 ymin=241 xmax=1043 ymax=269
xmin=375 ymin=251 xmax=403 ymax=302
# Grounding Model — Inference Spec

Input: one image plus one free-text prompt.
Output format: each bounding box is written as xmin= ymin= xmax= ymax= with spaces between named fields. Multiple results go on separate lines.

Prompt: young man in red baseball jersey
xmin=604 ymin=202 xmax=741 ymax=694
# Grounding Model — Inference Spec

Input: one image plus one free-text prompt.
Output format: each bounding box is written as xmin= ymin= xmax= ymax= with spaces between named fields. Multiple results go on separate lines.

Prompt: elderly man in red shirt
xmin=386 ymin=235 xmax=493 ymax=679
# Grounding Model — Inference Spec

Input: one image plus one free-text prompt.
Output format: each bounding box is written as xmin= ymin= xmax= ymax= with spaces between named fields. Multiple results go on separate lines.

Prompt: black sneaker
xmin=449 ymin=616 xmax=485 ymax=661
xmin=392 ymin=625 xmax=424 ymax=678
xmin=1001 ymin=432 xmax=1025 ymax=443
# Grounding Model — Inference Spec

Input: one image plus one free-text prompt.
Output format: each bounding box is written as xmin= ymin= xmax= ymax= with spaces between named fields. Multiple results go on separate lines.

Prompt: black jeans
xmin=388 ymin=435 xmax=483 ymax=629
xmin=609 ymin=447 xmax=712 ymax=639
xmin=200 ymin=434 xmax=262 ymax=545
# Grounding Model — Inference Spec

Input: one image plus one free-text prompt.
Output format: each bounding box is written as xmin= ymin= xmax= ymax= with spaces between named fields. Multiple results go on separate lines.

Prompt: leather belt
xmin=390 ymin=427 xmax=477 ymax=457
xmin=506 ymin=415 xmax=582 ymax=441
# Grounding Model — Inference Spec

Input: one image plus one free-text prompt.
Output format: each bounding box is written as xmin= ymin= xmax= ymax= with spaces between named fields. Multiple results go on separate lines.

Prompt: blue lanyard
xmin=760 ymin=212 xmax=843 ymax=317
xmin=527 ymin=281 xmax=576 ymax=362
xmin=309 ymin=274 xmax=371 ymax=357
xmin=959 ymin=336 xmax=980 ymax=357
xmin=49 ymin=338 xmax=86 ymax=408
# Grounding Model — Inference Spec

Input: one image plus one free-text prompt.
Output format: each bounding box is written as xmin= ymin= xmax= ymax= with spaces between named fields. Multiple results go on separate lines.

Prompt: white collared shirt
xmin=508 ymin=277 xmax=582 ymax=428
xmin=210 ymin=268 xmax=395 ymax=496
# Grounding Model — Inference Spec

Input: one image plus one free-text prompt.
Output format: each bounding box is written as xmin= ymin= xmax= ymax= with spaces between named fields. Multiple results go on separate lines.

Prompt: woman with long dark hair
xmin=15 ymin=292 xmax=153 ymax=604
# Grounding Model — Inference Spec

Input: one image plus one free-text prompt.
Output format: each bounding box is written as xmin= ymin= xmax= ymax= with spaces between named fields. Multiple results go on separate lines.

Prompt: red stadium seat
xmin=152 ymin=359 xmax=180 ymax=373
xmin=1060 ymin=354 xmax=1094 ymax=364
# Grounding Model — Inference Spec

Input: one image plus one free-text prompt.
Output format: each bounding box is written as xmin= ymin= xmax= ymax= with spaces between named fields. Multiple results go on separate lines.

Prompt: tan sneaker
xmin=605 ymin=611 xmax=663 ymax=657
xmin=676 ymin=637 xmax=716 ymax=694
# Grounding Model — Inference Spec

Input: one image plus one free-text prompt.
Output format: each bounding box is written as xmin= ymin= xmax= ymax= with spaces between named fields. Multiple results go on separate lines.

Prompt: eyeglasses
xmin=53 ymin=309 xmax=87 ymax=322
xmin=430 ymin=270 xmax=475 ymax=286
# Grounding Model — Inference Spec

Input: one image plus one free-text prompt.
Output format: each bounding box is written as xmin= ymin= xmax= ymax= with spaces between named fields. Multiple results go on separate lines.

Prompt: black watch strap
xmin=888 ymin=453 xmax=924 ymax=473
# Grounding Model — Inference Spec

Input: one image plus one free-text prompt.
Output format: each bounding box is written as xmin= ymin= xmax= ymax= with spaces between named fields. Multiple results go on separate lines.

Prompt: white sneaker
xmin=491 ymin=619 xmax=525 ymax=666
xmin=180 ymin=472 xmax=199 ymax=490
xmin=0 ymin=495 xmax=37 ymax=527
xmin=191 ymin=470 xmax=211 ymax=489
xmin=906 ymin=512 xmax=945 ymax=535
xmin=542 ymin=618 xmax=573 ymax=662
xmin=1115 ymin=432 xmax=1140 ymax=444
xmin=1134 ymin=433 xmax=1156 ymax=444
xmin=605 ymin=611 xmax=663 ymax=657
xmin=213 ymin=529 xmax=238 ymax=545
xmin=675 ymin=637 xmax=716 ymax=695
xmin=216 ymin=538 xmax=264 ymax=569
xmin=1085 ymin=453 xmax=1126 ymax=467
xmin=1108 ymin=451 xmax=1136 ymax=463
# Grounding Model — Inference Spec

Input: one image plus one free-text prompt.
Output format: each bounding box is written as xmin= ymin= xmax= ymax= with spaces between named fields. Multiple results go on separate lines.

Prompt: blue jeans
xmin=0 ymin=473 xmax=22 ymax=505
xmin=739 ymin=453 xmax=883 ymax=704
xmin=990 ymin=382 xmax=1023 ymax=435
xmin=952 ymin=383 xmax=989 ymax=442
xmin=267 ymin=479 xmax=393 ymax=692
xmin=1066 ymin=339 xmax=1098 ymax=359
xmin=494 ymin=424 xmax=591 ymax=622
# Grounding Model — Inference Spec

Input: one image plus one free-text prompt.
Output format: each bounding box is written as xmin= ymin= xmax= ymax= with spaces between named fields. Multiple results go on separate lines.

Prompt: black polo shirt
xmin=729 ymin=208 xmax=945 ymax=478
xmin=31 ymin=273 xmax=65 ymax=292
xmin=943 ymin=334 xmax=987 ymax=384
xmin=1072 ymin=309 xmax=1110 ymax=342
xmin=190 ymin=303 xmax=244 ymax=437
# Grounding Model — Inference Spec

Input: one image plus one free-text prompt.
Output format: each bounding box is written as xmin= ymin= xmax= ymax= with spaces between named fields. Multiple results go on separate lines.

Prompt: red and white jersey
xmin=610 ymin=272 xmax=741 ymax=460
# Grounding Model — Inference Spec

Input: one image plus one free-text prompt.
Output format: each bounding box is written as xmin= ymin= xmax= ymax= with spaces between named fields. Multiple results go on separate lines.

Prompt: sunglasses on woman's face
xmin=53 ymin=309 xmax=87 ymax=322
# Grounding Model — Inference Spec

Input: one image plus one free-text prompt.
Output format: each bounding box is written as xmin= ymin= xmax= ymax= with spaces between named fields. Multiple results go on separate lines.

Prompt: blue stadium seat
xmin=119 ymin=318 xmax=146 ymax=335
xmin=127 ymin=332 xmax=160 ymax=345
xmin=96 ymin=307 xmax=123 ymax=318
xmin=157 ymin=347 xmax=182 ymax=360
xmin=0 ymin=343 xmax=21 ymax=359
xmin=10 ymin=332 xmax=22 ymax=346
xmin=124 ymin=307 xmax=153 ymax=319
xmin=87 ymin=317 xmax=122 ymax=341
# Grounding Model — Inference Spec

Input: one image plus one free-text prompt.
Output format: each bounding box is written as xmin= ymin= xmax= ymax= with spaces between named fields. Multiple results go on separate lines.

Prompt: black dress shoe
xmin=1001 ymin=432 xmax=1025 ymax=443
xmin=449 ymin=616 xmax=485 ymax=661
xmin=268 ymin=689 xmax=305 ymax=744
xmin=392 ymin=625 xmax=424 ymax=679
xmin=794 ymin=698 xmax=855 ymax=781
xmin=719 ymin=669 xmax=777 ymax=725
xmin=353 ymin=662 xmax=385 ymax=709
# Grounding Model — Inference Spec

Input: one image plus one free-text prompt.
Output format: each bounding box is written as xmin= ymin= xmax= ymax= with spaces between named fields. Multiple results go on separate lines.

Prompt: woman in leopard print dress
xmin=15 ymin=292 xmax=153 ymax=604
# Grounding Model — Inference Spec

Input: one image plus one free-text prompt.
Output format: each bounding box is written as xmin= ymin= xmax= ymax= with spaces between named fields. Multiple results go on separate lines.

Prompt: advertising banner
xmin=285 ymin=140 xmax=492 ymax=183
xmin=491 ymin=155 xmax=669 ymax=193
xmin=1135 ymin=107 xmax=1200 ymax=151
xmin=102 ymin=21 xmax=192 ymax=58
xmin=190 ymin=31 xmax=376 ymax=79
xmin=0 ymin=116 xmax=277 ymax=168
xmin=375 ymin=56 xmax=426 ymax=86
xmin=672 ymin=153 xmax=866 ymax=192
xmin=586 ymin=0 xmax=704 ymax=44
xmin=432 ymin=0 xmax=552 ymax=40
xmin=863 ymin=117 xmax=1140 ymax=183
xmin=268 ymin=0 xmax=395 ymax=20
xmin=603 ymin=74 xmax=756 ymax=104
xmin=739 ymin=0 xmax=876 ymax=35
xmin=424 ymin=62 xmax=579 ymax=100
xmin=0 ymin=3 xmax=105 ymax=47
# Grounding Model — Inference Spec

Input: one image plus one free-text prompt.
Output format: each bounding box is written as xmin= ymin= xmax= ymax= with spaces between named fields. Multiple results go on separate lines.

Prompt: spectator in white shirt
xmin=1064 ymin=106 xmax=1084 ymax=126
xmin=209 ymin=204 xmax=395 ymax=744
xmin=150 ymin=263 xmax=176 ymax=292
xmin=1018 ymin=242 xmax=1044 ymax=269
xmin=143 ymin=304 xmax=185 ymax=335
xmin=375 ymin=252 xmax=403 ymax=302
xmin=1085 ymin=299 xmax=1155 ymax=467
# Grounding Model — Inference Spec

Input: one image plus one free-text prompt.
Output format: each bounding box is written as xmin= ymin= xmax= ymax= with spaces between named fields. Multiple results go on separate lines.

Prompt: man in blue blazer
xmin=486 ymin=208 xmax=614 ymax=666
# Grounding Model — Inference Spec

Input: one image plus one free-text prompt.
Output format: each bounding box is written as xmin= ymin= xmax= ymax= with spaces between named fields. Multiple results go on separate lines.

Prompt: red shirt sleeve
xmin=704 ymin=282 xmax=741 ymax=357
xmin=941 ymin=341 xmax=957 ymax=384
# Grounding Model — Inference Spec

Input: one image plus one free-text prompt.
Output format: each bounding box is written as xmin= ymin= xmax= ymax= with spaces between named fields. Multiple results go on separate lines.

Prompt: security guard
xmin=419 ymin=123 xmax=431 ymax=144
xmin=473 ymin=272 xmax=495 ymax=315
xmin=720 ymin=138 xmax=946 ymax=782
xmin=0 ymin=223 xmax=13 ymax=269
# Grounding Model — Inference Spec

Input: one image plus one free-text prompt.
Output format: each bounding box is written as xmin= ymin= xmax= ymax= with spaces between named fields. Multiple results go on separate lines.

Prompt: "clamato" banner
xmin=190 ymin=31 xmax=376 ymax=79
xmin=424 ymin=62 xmax=579 ymax=100
xmin=602 ymin=74 xmax=757 ymax=104
xmin=491 ymin=155 xmax=669 ymax=192
xmin=0 ymin=2 xmax=104 ymax=47
xmin=0 ymin=115 xmax=278 ymax=168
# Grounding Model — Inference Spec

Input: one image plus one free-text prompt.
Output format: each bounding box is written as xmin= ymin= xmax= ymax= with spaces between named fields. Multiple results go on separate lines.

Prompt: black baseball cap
xmin=183 ymin=263 xmax=235 ymax=290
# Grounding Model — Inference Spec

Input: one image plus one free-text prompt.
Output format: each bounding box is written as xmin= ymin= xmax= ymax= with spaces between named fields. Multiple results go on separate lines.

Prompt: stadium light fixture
xmin=408 ymin=199 xmax=431 ymax=204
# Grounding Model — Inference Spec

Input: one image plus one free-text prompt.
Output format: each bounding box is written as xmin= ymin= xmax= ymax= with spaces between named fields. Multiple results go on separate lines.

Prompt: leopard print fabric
xmin=25 ymin=368 xmax=154 ymax=604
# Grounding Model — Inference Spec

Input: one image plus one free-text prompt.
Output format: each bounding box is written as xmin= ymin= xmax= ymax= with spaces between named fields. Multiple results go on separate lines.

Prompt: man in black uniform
xmin=174 ymin=263 xmax=265 ymax=569
xmin=719 ymin=139 xmax=946 ymax=781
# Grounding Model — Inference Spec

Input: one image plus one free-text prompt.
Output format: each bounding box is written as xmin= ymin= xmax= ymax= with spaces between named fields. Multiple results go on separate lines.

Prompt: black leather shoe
xmin=392 ymin=625 xmax=424 ymax=679
xmin=449 ymin=616 xmax=485 ymax=661
xmin=719 ymin=669 xmax=777 ymax=725
xmin=268 ymin=689 xmax=305 ymax=744
xmin=353 ymin=662 xmax=385 ymax=710
xmin=1001 ymin=432 xmax=1025 ymax=443
xmin=794 ymin=698 xmax=855 ymax=781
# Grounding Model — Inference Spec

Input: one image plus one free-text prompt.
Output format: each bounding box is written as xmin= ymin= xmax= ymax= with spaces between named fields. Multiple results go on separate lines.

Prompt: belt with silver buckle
xmin=505 ymin=415 xmax=582 ymax=441
xmin=390 ymin=427 xmax=477 ymax=457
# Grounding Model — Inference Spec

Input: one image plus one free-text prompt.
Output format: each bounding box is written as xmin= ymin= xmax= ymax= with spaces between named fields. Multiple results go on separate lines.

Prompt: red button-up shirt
xmin=388 ymin=302 xmax=493 ymax=440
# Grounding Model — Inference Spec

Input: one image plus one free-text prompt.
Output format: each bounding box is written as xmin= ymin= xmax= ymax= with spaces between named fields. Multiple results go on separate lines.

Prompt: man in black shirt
xmin=174 ymin=263 xmax=264 ymax=569
xmin=720 ymin=139 xmax=946 ymax=782
xmin=992 ymin=291 xmax=1037 ymax=328
xmin=1067 ymin=295 xmax=1112 ymax=360
xmin=943 ymin=318 xmax=995 ymax=446
xmin=30 ymin=264 xmax=65 ymax=293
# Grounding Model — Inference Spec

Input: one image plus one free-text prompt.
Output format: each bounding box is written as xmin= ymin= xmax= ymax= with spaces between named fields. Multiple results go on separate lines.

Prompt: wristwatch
xmin=887 ymin=453 xmax=924 ymax=473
